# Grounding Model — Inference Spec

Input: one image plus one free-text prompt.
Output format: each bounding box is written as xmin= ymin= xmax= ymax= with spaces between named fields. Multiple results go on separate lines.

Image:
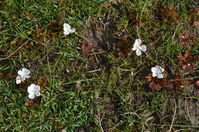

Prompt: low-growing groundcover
xmin=0 ymin=0 xmax=199 ymax=131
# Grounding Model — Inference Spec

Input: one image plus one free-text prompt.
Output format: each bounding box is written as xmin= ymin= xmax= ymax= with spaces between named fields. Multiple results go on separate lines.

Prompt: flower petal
xmin=133 ymin=39 xmax=141 ymax=50
xmin=25 ymin=75 xmax=30 ymax=79
xmin=64 ymin=31 xmax=70 ymax=35
xmin=34 ymin=85 xmax=40 ymax=91
xmin=28 ymin=84 xmax=35 ymax=93
xmin=160 ymin=67 xmax=165 ymax=72
xmin=140 ymin=45 xmax=147 ymax=52
xmin=28 ymin=94 xmax=35 ymax=99
xmin=155 ymin=66 xmax=164 ymax=73
xmin=155 ymin=65 xmax=161 ymax=69
xmin=21 ymin=77 xmax=26 ymax=81
xmin=69 ymin=28 xmax=76 ymax=33
xmin=132 ymin=47 xmax=136 ymax=51
xmin=157 ymin=74 xmax=163 ymax=79
xmin=35 ymin=92 xmax=41 ymax=97
xmin=22 ymin=68 xmax=30 ymax=75
xmin=16 ymin=77 xmax=21 ymax=84
xmin=133 ymin=40 xmax=139 ymax=49
xmin=151 ymin=67 xmax=156 ymax=73
xmin=135 ymin=39 xmax=141 ymax=45
xmin=152 ymin=72 xmax=157 ymax=77
xmin=17 ymin=70 xmax=23 ymax=76
xmin=136 ymin=49 xmax=142 ymax=56
xmin=154 ymin=66 xmax=159 ymax=71
xmin=63 ymin=23 xmax=71 ymax=30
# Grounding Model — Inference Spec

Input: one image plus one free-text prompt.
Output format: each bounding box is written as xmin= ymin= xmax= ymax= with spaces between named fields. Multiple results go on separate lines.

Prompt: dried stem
xmin=169 ymin=100 xmax=177 ymax=132
xmin=0 ymin=40 xmax=29 ymax=61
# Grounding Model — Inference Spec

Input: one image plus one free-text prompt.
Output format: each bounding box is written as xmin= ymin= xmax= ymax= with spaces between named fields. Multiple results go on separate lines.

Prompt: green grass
xmin=0 ymin=0 xmax=199 ymax=131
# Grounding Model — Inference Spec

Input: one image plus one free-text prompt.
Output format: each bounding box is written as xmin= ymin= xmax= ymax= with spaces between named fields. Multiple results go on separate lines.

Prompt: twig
xmin=95 ymin=114 xmax=104 ymax=132
xmin=169 ymin=99 xmax=177 ymax=132
xmin=88 ymin=69 xmax=101 ymax=73
xmin=0 ymin=40 xmax=29 ymax=61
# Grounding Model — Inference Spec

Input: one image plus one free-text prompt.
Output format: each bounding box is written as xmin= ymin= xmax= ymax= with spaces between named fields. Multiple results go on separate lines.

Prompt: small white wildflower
xmin=151 ymin=65 xmax=165 ymax=79
xmin=16 ymin=68 xmax=30 ymax=84
xmin=132 ymin=39 xmax=147 ymax=56
xmin=28 ymin=84 xmax=41 ymax=99
xmin=63 ymin=23 xmax=76 ymax=35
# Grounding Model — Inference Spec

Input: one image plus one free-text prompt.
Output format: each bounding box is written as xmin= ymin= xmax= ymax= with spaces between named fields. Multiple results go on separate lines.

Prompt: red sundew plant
xmin=169 ymin=72 xmax=191 ymax=91
xmin=179 ymin=32 xmax=195 ymax=47
xmin=146 ymin=73 xmax=167 ymax=91
xmin=177 ymin=50 xmax=198 ymax=71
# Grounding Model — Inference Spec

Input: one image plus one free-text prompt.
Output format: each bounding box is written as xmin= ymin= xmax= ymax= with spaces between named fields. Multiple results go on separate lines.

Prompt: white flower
xmin=16 ymin=68 xmax=30 ymax=84
xmin=63 ymin=23 xmax=76 ymax=35
xmin=132 ymin=39 xmax=147 ymax=56
xmin=151 ymin=65 xmax=165 ymax=79
xmin=28 ymin=84 xmax=41 ymax=99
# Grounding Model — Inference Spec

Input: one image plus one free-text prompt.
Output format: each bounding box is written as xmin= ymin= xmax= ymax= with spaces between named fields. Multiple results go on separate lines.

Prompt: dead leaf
xmin=158 ymin=5 xmax=179 ymax=25
xmin=115 ymin=39 xmax=131 ymax=57
xmin=78 ymin=38 xmax=96 ymax=61
xmin=128 ymin=10 xmax=139 ymax=28
xmin=79 ymin=39 xmax=93 ymax=53
xmin=33 ymin=96 xmax=42 ymax=104
xmin=37 ymin=77 xmax=48 ymax=90
xmin=24 ymin=100 xmax=33 ymax=107
xmin=149 ymin=81 xmax=162 ymax=91
xmin=48 ymin=12 xmax=64 ymax=32
xmin=145 ymin=74 xmax=153 ymax=82
xmin=24 ymin=96 xmax=42 ymax=107
xmin=83 ymin=43 xmax=94 ymax=53
xmin=10 ymin=40 xmax=17 ymax=45
xmin=18 ymin=82 xmax=29 ymax=90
